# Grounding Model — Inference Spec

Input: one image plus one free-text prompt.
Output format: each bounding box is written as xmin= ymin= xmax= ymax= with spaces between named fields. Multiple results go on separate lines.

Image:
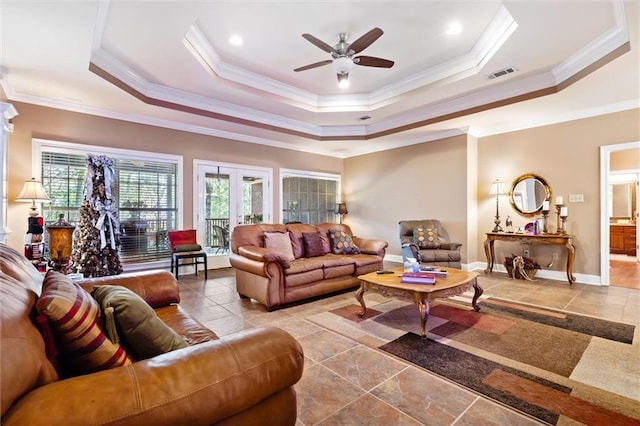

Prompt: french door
xmin=194 ymin=161 xmax=271 ymax=260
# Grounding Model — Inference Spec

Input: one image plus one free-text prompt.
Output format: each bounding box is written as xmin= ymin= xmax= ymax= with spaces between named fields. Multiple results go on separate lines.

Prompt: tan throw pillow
xmin=92 ymin=286 xmax=188 ymax=360
xmin=328 ymin=229 xmax=361 ymax=254
xmin=264 ymin=231 xmax=295 ymax=261
xmin=303 ymin=232 xmax=324 ymax=257
xmin=36 ymin=271 xmax=132 ymax=375
xmin=413 ymin=228 xmax=441 ymax=249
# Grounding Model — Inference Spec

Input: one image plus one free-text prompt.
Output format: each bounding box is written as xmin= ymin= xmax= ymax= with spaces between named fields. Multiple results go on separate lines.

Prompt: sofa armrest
xmin=77 ymin=270 xmax=180 ymax=308
xmin=237 ymin=246 xmax=291 ymax=268
xmin=353 ymin=237 xmax=388 ymax=257
xmin=439 ymin=242 xmax=462 ymax=251
xmin=3 ymin=327 xmax=304 ymax=426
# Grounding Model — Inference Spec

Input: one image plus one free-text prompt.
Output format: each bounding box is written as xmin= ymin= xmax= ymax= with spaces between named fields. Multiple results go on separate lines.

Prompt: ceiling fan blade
xmin=354 ymin=56 xmax=394 ymax=68
xmin=348 ymin=27 xmax=384 ymax=54
xmin=294 ymin=60 xmax=333 ymax=72
xmin=301 ymin=33 xmax=338 ymax=54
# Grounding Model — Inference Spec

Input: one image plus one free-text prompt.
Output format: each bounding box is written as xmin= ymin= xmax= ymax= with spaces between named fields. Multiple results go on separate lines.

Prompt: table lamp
xmin=16 ymin=177 xmax=50 ymax=217
xmin=489 ymin=179 xmax=507 ymax=232
xmin=335 ymin=203 xmax=348 ymax=224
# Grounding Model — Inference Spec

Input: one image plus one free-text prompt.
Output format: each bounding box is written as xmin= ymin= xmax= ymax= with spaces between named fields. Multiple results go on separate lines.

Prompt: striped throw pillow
xmin=36 ymin=271 xmax=132 ymax=375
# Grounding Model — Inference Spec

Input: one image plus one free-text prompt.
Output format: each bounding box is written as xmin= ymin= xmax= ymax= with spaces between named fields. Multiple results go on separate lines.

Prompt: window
xmin=281 ymin=169 xmax=340 ymax=224
xmin=36 ymin=140 xmax=181 ymax=264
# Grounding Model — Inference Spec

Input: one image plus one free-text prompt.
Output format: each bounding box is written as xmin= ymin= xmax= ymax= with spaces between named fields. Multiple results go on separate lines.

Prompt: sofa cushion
xmin=36 ymin=271 xmax=132 ymax=375
xmin=264 ymin=231 xmax=295 ymax=262
xmin=92 ymin=285 xmax=189 ymax=360
xmin=413 ymin=228 xmax=441 ymax=249
xmin=303 ymin=232 xmax=324 ymax=257
xmin=328 ymin=229 xmax=361 ymax=254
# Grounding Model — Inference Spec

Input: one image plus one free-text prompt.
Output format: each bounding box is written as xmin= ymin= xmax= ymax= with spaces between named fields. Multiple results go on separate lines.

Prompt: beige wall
xmin=611 ymin=148 xmax=640 ymax=171
xmin=477 ymin=109 xmax=640 ymax=276
xmin=5 ymin=100 xmax=640 ymax=279
xmin=6 ymin=102 xmax=342 ymax=249
xmin=343 ymin=134 xmax=471 ymax=262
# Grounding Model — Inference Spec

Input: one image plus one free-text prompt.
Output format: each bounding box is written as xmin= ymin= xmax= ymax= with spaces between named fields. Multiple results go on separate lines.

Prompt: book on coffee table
xmin=401 ymin=272 xmax=436 ymax=285
xmin=418 ymin=267 xmax=448 ymax=277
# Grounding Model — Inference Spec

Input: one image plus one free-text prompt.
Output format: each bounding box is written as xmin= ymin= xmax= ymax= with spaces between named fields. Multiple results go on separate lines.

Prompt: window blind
xmin=41 ymin=152 xmax=178 ymax=263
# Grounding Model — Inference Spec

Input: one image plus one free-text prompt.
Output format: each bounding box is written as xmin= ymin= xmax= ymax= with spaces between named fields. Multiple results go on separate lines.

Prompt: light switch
xmin=569 ymin=193 xmax=584 ymax=203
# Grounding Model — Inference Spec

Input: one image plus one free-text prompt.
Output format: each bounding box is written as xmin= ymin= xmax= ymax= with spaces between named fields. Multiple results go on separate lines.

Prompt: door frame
xmin=600 ymin=141 xmax=640 ymax=285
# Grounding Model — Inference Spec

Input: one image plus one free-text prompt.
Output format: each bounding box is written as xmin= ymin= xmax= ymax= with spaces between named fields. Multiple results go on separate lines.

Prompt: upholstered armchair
xmin=398 ymin=219 xmax=462 ymax=268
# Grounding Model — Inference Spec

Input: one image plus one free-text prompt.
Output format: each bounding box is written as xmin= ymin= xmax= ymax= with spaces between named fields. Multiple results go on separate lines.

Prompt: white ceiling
xmin=1 ymin=0 xmax=638 ymax=158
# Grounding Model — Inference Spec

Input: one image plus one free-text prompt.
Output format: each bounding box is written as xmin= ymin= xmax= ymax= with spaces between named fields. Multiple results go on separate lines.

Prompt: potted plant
xmin=504 ymin=254 xmax=541 ymax=279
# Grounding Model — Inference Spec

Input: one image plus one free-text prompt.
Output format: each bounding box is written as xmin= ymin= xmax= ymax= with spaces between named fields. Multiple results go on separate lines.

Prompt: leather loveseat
xmin=399 ymin=219 xmax=463 ymax=268
xmin=0 ymin=243 xmax=304 ymax=425
xmin=230 ymin=222 xmax=388 ymax=311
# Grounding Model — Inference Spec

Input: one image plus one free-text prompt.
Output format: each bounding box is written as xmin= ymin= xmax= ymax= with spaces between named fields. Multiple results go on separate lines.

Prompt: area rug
xmin=374 ymin=300 xmax=640 ymax=425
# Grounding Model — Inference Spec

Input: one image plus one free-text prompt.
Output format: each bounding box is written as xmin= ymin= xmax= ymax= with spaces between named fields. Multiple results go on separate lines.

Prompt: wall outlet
xmin=524 ymin=249 xmax=530 ymax=258
xmin=552 ymin=253 xmax=559 ymax=260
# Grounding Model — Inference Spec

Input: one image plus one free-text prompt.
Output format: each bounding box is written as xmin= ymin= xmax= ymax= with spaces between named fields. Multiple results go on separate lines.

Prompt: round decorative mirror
xmin=509 ymin=174 xmax=551 ymax=216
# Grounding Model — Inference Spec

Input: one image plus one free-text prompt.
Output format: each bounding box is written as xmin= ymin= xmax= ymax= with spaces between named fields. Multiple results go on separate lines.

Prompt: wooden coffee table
xmin=356 ymin=267 xmax=482 ymax=338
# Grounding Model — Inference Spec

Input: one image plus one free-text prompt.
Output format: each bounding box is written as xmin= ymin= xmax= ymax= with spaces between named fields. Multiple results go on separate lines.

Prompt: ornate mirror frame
xmin=508 ymin=173 xmax=551 ymax=216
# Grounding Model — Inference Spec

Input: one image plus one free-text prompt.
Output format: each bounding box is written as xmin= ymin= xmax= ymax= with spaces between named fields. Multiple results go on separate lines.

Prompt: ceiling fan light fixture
xmin=332 ymin=56 xmax=354 ymax=75
xmin=337 ymin=73 xmax=350 ymax=88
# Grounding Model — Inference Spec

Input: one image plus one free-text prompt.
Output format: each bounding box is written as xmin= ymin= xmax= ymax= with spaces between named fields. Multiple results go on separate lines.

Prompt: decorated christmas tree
xmin=70 ymin=154 xmax=123 ymax=277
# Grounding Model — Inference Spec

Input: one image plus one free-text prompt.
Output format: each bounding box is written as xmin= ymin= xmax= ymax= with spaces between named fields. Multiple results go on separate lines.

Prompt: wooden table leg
xmin=565 ymin=241 xmax=576 ymax=285
xmin=355 ymin=282 xmax=367 ymax=318
xmin=471 ymin=279 xmax=483 ymax=312
xmin=418 ymin=299 xmax=430 ymax=338
xmin=484 ymin=239 xmax=495 ymax=274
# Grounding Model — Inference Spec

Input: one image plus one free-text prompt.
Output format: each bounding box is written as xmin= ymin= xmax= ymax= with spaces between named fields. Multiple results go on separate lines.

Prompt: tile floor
xmin=176 ymin=266 xmax=640 ymax=425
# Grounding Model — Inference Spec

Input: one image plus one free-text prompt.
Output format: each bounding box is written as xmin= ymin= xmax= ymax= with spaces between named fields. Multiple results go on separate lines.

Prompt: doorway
xmin=194 ymin=160 xmax=272 ymax=268
xmin=600 ymin=142 xmax=640 ymax=288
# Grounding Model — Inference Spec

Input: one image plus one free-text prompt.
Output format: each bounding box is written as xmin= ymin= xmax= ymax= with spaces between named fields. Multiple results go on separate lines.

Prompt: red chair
xmin=167 ymin=229 xmax=208 ymax=280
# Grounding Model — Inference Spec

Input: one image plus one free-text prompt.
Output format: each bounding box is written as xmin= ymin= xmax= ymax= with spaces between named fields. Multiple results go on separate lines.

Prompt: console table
xmin=484 ymin=232 xmax=576 ymax=285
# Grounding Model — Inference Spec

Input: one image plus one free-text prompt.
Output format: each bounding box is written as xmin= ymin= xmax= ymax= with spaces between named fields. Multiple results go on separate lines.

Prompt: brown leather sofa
xmin=0 ymin=243 xmax=304 ymax=425
xmin=230 ymin=222 xmax=388 ymax=311
xmin=399 ymin=219 xmax=462 ymax=268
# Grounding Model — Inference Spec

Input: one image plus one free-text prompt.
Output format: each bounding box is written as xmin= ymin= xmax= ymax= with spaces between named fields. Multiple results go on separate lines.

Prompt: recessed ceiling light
xmin=446 ymin=22 xmax=462 ymax=35
xmin=229 ymin=34 xmax=243 ymax=46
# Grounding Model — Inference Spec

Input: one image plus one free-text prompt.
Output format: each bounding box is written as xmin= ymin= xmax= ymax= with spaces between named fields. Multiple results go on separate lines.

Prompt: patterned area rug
xmin=325 ymin=298 xmax=640 ymax=425
xmin=373 ymin=299 xmax=640 ymax=425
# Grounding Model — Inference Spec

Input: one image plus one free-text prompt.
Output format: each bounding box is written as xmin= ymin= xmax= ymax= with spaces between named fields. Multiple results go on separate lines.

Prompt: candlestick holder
xmin=555 ymin=204 xmax=564 ymax=234
xmin=560 ymin=214 xmax=568 ymax=234
xmin=542 ymin=210 xmax=550 ymax=233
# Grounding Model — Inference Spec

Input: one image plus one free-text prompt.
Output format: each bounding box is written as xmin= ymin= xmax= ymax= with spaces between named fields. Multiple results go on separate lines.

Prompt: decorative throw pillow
xmin=36 ymin=271 xmax=132 ymax=375
xmin=264 ymin=231 xmax=295 ymax=261
xmin=303 ymin=232 xmax=324 ymax=257
xmin=413 ymin=228 xmax=441 ymax=249
xmin=92 ymin=286 xmax=188 ymax=360
xmin=328 ymin=228 xmax=361 ymax=254
xmin=319 ymin=231 xmax=331 ymax=254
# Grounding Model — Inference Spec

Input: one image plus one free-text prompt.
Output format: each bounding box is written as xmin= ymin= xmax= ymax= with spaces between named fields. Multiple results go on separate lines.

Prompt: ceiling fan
xmin=294 ymin=27 xmax=394 ymax=87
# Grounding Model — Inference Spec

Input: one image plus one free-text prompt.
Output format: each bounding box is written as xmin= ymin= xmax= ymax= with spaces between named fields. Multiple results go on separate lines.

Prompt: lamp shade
xmin=16 ymin=177 xmax=51 ymax=203
xmin=335 ymin=203 xmax=348 ymax=215
xmin=489 ymin=179 xmax=507 ymax=196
